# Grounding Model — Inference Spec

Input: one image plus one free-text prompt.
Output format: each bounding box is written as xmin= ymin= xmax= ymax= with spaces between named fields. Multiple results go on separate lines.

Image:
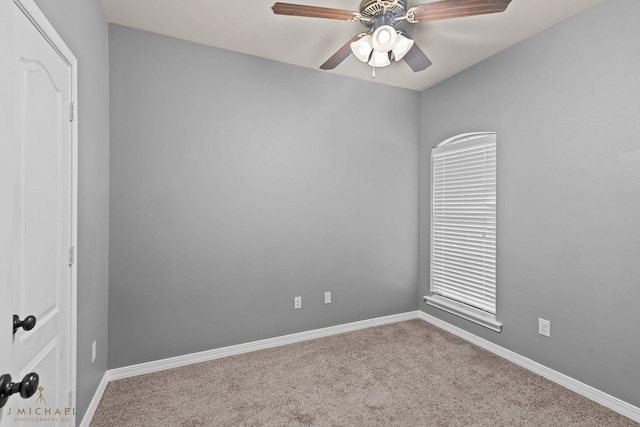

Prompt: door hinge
xmin=69 ymin=246 xmax=75 ymax=266
xmin=69 ymin=102 xmax=76 ymax=122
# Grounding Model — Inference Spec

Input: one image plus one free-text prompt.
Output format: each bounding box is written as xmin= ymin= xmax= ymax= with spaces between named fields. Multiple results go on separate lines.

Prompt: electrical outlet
xmin=324 ymin=291 xmax=331 ymax=304
xmin=538 ymin=318 xmax=551 ymax=337
xmin=92 ymin=340 xmax=97 ymax=363
xmin=294 ymin=296 xmax=302 ymax=310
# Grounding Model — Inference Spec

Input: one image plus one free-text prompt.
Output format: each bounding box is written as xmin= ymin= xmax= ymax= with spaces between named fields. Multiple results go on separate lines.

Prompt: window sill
xmin=424 ymin=295 xmax=503 ymax=333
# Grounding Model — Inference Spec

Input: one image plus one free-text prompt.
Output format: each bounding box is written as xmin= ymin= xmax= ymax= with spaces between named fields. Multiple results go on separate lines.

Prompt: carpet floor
xmin=90 ymin=319 xmax=639 ymax=426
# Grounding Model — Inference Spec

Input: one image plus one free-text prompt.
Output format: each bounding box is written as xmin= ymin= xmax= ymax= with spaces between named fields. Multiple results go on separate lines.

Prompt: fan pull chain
xmin=372 ymin=67 xmax=376 ymax=79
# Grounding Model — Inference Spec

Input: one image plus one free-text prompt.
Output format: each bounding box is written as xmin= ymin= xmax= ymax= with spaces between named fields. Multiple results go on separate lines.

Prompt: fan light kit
xmin=352 ymin=25 xmax=415 ymax=73
xmin=272 ymin=0 xmax=513 ymax=77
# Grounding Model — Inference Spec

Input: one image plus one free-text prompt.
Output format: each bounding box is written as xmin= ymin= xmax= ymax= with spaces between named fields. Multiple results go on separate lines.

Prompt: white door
xmin=0 ymin=1 xmax=76 ymax=426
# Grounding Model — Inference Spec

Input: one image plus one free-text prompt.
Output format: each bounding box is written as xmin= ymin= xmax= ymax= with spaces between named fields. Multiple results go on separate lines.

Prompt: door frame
xmin=11 ymin=0 xmax=78 ymax=415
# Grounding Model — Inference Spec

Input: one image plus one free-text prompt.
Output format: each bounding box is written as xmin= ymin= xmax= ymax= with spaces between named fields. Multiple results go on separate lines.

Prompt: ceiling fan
xmin=271 ymin=0 xmax=513 ymax=76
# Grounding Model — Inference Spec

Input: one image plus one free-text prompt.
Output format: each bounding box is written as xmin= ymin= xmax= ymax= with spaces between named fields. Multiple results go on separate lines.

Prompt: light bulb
xmin=371 ymin=25 xmax=397 ymax=52
xmin=377 ymin=29 xmax=391 ymax=44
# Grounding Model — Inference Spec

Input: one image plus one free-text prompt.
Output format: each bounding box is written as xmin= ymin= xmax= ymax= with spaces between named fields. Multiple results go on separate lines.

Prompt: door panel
xmin=21 ymin=58 xmax=64 ymax=325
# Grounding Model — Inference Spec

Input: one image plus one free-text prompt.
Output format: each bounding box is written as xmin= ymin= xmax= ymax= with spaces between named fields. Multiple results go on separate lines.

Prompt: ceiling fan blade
xmin=410 ymin=0 xmax=512 ymax=22
xmin=403 ymin=43 xmax=432 ymax=72
xmin=320 ymin=34 xmax=362 ymax=70
xmin=272 ymin=3 xmax=356 ymax=20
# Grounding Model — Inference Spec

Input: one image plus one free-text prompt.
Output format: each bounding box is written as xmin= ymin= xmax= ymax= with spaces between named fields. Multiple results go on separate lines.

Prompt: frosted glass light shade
xmin=392 ymin=34 xmax=414 ymax=61
xmin=371 ymin=25 xmax=397 ymax=52
xmin=368 ymin=50 xmax=390 ymax=67
xmin=350 ymin=35 xmax=373 ymax=63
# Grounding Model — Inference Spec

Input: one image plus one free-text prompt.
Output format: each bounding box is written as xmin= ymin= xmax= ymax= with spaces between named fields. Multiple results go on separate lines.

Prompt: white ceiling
xmin=99 ymin=0 xmax=606 ymax=91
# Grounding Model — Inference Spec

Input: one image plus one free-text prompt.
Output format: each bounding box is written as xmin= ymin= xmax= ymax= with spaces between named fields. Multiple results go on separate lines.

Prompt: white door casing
xmin=0 ymin=0 xmax=78 ymax=425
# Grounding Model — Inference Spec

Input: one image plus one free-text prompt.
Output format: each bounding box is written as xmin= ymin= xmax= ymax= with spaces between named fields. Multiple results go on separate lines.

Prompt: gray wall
xmin=33 ymin=0 xmax=110 ymax=422
xmin=419 ymin=0 xmax=640 ymax=407
xmin=108 ymin=25 xmax=420 ymax=368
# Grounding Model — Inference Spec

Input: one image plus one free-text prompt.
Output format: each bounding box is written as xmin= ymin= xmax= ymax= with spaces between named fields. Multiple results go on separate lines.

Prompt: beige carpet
xmin=90 ymin=319 xmax=638 ymax=426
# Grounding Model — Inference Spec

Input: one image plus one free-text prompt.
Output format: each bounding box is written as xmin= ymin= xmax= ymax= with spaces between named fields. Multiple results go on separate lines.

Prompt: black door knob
xmin=0 ymin=372 xmax=39 ymax=408
xmin=13 ymin=314 xmax=37 ymax=334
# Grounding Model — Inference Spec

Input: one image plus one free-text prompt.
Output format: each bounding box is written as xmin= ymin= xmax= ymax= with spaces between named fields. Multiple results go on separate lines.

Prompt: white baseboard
xmin=80 ymin=310 xmax=640 ymax=426
xmin=79 ymin=311 xmax=419 ymax=426
xmin=417 ymin=311 xmax=640 ymax=423
xmin=78 ymin=372 xmax=110 ymax=427
xmin=108 ymin=311 xmax=419 ymax=381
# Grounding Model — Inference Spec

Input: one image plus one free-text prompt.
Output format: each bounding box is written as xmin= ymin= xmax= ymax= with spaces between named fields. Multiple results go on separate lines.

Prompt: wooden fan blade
xmin=320 ymin=34 xmax=362 ymax=70
xmin=403 ymin=43 xmax=432 ymax=72
xmin=272 ymin=3 xmax=356 ymax=20
xmin=411 ymin=0 xmax=512 ymax=22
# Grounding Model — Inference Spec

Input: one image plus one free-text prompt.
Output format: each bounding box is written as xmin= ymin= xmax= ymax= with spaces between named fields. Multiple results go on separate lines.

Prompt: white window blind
xmin=430 ymin=132 xmax=497 ymax=317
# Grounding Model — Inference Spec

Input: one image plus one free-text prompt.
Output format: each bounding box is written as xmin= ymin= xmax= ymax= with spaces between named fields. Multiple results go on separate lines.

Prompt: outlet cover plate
xmin=294 ymin=296 xmax=302 ymax=310
xmin=324 ymin=292 xmax=331 ymax=304
xmin=538 ymin=318 xmax=551 ymax=337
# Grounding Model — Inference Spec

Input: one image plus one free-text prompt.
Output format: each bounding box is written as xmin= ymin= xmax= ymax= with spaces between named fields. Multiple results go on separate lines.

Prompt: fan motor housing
xmin=359 ymin=0 xmax=407 ymax=28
